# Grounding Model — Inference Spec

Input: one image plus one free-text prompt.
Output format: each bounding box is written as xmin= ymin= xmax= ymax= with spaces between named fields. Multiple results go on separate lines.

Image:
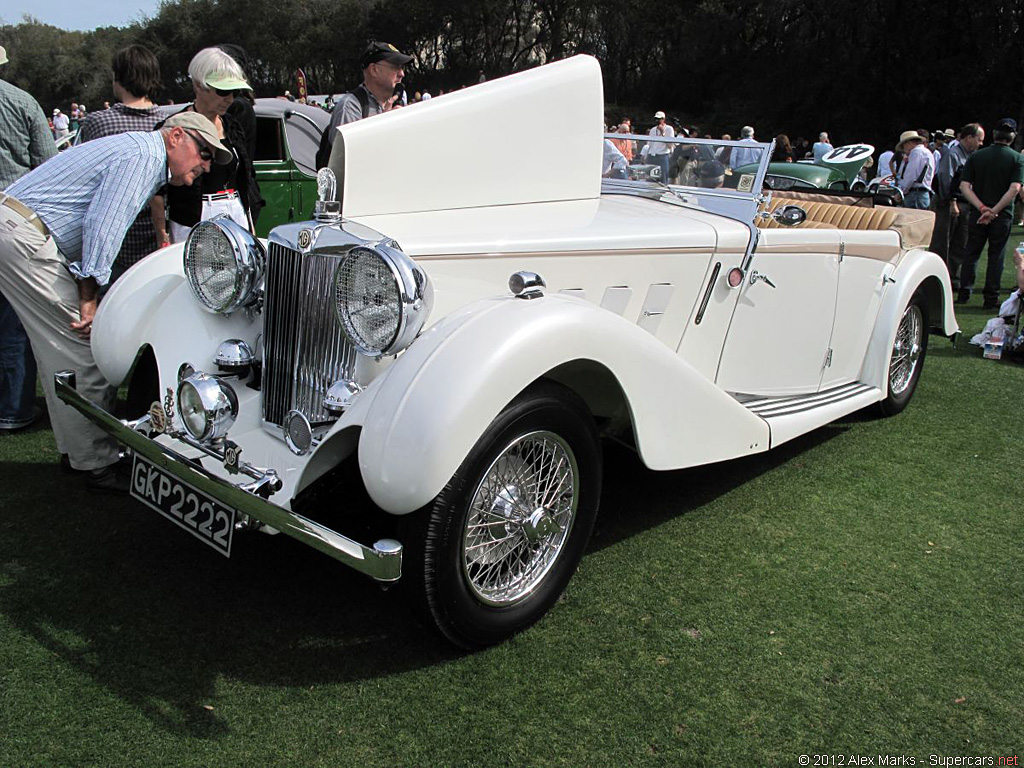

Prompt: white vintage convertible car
xmin=57 ymin=55 xmax=957 ymax=649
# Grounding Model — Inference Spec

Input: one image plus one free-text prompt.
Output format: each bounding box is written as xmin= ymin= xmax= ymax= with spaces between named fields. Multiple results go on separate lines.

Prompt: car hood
xmin=329 ymin=55 xmax=605 ymax=219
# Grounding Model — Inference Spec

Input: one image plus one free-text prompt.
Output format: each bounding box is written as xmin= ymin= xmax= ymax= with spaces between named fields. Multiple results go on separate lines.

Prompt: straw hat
xmin=895 ymin=130 xmax=924 ymax=150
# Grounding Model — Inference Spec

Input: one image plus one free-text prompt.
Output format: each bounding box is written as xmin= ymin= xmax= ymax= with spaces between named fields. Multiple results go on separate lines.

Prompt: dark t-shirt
xmin=960 ymin=143 xmax=1024 ymax=218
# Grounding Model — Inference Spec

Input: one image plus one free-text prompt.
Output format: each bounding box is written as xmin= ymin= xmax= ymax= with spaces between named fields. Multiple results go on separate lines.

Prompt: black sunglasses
xmin=186 ymin=131 xmax=214 ymax=162
xmin=213 ymin=87 xmax=241 ymax=97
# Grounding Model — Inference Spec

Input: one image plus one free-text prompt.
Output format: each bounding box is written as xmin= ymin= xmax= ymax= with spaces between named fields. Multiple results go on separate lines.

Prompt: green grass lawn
xmin=1 ymin=246 xmax=1022 ymax=767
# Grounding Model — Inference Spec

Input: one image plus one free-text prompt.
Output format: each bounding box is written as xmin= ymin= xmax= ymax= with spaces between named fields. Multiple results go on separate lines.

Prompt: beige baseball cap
xmin=0 ymin=46 xmax=8 ymax=66
xmin=164 ymin=111 xmax=232 ymax=164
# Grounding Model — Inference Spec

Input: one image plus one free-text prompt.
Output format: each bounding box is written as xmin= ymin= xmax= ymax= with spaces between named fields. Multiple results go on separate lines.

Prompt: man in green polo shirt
xmin=957 ymin=118 xmax=1024 ymax=308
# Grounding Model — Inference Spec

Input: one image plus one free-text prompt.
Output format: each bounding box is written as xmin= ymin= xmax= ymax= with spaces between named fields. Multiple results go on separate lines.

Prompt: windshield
xmin=602 ymin=133 xmax=774 ymax=223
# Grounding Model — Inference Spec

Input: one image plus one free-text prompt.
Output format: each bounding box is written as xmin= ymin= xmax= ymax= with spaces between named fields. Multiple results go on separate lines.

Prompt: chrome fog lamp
xmin=176 ymin=372 xmax=239 ymax=442
xmin=323 ymin=379 xmax=363 ymax=415
xmin=215 ymin=339 xmax=254 ymax=373
xmin=183 ymin=215 xmax=265 ymax=315
xmin=333 ymin=243 xmax=432 ymax=357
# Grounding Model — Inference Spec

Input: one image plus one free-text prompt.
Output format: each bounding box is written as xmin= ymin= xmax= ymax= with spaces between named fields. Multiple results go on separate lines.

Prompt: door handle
xmin=749 ymin=270 xmax=776 ymax=288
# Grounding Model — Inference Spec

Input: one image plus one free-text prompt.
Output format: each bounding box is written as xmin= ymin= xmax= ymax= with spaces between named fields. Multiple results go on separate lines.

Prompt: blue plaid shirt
xmin=5 ymin=131 xmax=168 ymax=285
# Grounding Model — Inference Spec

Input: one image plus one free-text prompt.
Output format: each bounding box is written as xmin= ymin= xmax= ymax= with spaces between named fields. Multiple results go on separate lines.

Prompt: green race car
xmin=734 ymin=143 xmax=873 ymax=193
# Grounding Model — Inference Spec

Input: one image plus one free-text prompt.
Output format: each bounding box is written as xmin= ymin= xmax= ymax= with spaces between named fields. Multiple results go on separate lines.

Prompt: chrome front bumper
xmin=55 ymin=371 xmax=402 ymax=582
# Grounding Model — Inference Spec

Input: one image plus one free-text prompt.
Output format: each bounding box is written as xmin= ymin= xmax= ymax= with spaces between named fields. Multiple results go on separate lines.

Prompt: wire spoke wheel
xmin=409 ymin=382 xmax=601 ymax=649
xmin=878 ymin=289 xmax=928 ymax=417
xmin=889 ymin=303 xmax=923 ymax=396
xmin=462 ymin=431 xmax=578 ymax=606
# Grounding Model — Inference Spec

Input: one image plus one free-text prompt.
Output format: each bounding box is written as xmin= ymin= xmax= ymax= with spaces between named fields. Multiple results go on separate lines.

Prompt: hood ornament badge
xmin=315 ymin=167 xmax=341 ymax=223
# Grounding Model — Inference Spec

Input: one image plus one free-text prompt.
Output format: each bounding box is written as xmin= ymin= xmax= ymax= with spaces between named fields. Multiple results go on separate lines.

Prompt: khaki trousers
xmin=0 ymin=205 xmax=119 ymax=470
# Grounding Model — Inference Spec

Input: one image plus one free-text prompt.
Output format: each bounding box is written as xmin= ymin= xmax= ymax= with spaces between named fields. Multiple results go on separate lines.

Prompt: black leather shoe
xmin=85 ymin=464 xmax=130 ymax=495
xmin=64 ymin=453 xmax=130 ymax=475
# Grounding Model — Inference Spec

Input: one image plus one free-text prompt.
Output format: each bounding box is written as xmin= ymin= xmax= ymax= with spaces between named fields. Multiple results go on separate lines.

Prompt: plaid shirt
xmin=0 ymin=78 xmax=57 ymax=189
xmin=79 ymin=104 xmax=166 ymax=268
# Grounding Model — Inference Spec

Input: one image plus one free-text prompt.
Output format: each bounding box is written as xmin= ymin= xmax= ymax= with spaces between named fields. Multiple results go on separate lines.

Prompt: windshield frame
xmin=601 ymin=133 xmax=776 ymax=225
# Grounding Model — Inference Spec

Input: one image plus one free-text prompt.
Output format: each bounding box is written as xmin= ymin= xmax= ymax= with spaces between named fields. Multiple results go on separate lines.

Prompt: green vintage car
xmin=734 ymin=143 xmax=873 ymax=193
xmin=250 ymin=98 xmax=330 ymax=237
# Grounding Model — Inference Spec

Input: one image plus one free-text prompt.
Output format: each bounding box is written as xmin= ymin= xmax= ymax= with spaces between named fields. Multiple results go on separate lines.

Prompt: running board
xmin=735 ymin=383 xmax=882 ymax=448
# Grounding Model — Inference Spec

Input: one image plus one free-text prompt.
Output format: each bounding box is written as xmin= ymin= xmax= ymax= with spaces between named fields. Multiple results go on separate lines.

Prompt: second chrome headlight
xmin=333 ymin=243 xmax=432 ymax=357
xmin=183 ymin=215 xmax=264 ymax=315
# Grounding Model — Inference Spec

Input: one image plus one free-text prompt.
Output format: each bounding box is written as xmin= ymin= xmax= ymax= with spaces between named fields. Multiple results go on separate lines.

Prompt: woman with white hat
xmin=164 ymin=47 xmax=262 ymax=243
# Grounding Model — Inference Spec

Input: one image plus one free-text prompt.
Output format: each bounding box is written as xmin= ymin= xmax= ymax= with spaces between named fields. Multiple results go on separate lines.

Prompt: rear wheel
xmin=878 ymin=291 xmax=929 ymax=416
xmin=405 ymin=382 xmax=601 ymax=649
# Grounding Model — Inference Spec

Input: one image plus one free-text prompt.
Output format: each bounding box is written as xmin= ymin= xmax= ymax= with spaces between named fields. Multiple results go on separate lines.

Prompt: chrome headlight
xmin=333 ymin=243 xmax=432 ymax=356
xmin=183 ymin=215 xmax=264 ymax=315
xmin=176 ymin=372 xmax=238 ymax=443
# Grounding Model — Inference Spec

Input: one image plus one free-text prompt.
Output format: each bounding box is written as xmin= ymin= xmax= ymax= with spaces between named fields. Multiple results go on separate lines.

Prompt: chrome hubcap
xmin=890 ymin=304 xmax=923 ymax=396
xmin=462 ymin=431 xmax=578 ymax=606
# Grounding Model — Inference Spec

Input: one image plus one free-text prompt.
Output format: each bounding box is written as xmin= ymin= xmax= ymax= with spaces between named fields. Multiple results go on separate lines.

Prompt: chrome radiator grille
xmin=262 ymin=241 xmax=357 ymax=427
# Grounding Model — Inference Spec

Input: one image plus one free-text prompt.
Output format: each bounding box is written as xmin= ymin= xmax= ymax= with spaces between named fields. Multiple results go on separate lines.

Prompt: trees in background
xmin=2 ymin=0 xmax=1022 ymax=148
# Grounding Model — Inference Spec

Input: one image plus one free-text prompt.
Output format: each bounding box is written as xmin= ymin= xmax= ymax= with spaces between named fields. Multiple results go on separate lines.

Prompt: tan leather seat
xmin=757 ymin=196 xmax=935 ymax=249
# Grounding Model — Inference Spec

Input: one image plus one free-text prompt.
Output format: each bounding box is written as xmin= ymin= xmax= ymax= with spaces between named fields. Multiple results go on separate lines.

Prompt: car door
xmin=715 ymin=229 xmax=842 ymax=396
xmin=252 ymin=114 xmax=295 ymax=237
xmin=818 ymin=232 xmax=896 ymax=389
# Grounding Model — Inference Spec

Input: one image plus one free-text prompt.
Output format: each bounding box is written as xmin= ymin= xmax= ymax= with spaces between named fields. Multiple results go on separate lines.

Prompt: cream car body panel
xmin=92 ymin=243 xmax=258 ymax=387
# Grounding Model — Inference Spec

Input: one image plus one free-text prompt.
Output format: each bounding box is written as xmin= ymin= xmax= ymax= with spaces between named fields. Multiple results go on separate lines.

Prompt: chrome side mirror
xmin=773 ymin=204 xmax=807 ymax=227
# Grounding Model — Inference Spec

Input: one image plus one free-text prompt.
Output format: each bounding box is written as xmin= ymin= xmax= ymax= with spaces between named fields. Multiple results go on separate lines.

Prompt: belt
xmin=202 ymin=189 xmax=239 ymax=202
xmin=0 ymin=193 xmax=48 ymax=236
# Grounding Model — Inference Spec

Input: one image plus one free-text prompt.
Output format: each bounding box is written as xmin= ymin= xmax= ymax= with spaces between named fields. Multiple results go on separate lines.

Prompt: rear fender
xmin=861 ymin=248 xmax=957 ymax=389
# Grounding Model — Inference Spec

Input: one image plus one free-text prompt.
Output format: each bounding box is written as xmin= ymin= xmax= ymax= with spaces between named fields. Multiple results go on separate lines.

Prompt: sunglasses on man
xmin=185 ymin=131 xmax=214 ymax=162
xmin=213 ymin=87 xmax=242 ymax=97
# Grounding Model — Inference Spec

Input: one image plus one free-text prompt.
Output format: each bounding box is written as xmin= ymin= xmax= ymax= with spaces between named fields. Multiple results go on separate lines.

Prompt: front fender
xmin=93 ymin=243 xmax=260 ymax=386
xmin=357 ymin=294 xmax=770 ymax=514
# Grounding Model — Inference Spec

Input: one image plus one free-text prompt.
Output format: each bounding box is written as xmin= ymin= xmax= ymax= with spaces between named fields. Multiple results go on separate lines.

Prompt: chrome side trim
xmin=55 ymin=371 xmax=402 ymax=582
xmin=738 ymin=382 xmax=873 ymax=418
xmin=694 ymin=262 xmax=721 ymax=325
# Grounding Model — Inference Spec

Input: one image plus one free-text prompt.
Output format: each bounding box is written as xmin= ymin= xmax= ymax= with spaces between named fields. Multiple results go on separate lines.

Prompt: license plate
xmin=130 ymin=454 xmax=236 ymax=557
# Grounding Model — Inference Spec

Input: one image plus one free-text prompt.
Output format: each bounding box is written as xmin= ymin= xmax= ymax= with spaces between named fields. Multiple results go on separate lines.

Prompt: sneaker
xmin=0 ymin=405 xmax=42 ymax=432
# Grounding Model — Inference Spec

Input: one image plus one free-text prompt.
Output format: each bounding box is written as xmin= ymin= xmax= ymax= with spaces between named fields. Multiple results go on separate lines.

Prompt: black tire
xmin=878 ymin=290 xmax=929 ymax=416
xmin=403 ymin=381 xmax=601 ymax=649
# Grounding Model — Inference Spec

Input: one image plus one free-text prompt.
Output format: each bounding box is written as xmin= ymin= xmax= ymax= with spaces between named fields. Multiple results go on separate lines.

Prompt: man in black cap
xmin=957 ymin=118 xmax=1024 ymax=308
xmin=317 ymin=41 xmax=413 ymax=168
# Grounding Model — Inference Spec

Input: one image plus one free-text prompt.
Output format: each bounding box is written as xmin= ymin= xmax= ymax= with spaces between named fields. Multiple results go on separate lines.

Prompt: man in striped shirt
xmin=0 ymin=111 xmax=229 ymax=492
